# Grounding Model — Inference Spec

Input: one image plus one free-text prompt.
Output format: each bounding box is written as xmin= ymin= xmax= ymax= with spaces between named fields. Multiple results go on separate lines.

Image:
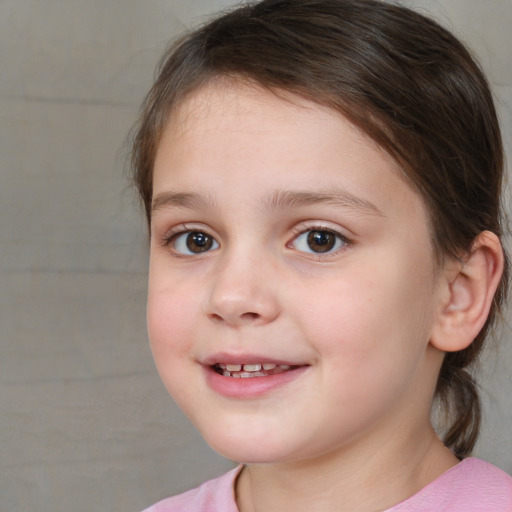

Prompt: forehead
xmin=156 ymin=81 xmax=399 ymax=180
xmin=153 ymin=81 xmax=427 ymax=223
xmin=166 ymin=80 xmax=375 ymax=147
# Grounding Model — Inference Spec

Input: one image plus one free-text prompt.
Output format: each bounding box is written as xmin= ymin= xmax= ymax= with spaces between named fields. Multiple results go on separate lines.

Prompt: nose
xmin=205 ymin=254 xmax=280 ymax=327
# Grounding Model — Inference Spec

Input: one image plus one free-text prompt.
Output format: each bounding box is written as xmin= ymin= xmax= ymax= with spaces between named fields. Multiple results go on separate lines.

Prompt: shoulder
xmin=389 ymin=458 xmax=512 ymax=511
xmin=141 ymin=466 xmax=242 ymax=512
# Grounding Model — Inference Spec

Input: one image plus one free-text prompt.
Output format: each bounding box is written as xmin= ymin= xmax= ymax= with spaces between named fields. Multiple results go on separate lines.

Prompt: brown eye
xmin=171 ymin=231 xmax=219 ymax=254
xmin=291 ymin=229 xmax=347 ymax=254
xmin=187 ymin=232 xmax=214 ymax=253
xmin=307 ymin=230 xmax=336 ymax=253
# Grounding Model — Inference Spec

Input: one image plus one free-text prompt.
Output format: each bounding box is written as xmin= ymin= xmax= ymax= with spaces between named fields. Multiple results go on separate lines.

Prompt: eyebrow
xmin=262 ymin=189 xmax=384 ymax=217
xmin=151 ymin=188 xmax=384 ymax=217
xmin=152 ymin=191 xmax=217 ymax=212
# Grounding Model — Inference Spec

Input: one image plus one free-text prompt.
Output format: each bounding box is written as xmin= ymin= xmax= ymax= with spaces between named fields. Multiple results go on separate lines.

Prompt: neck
xmin=236 ymin=427 xmax=458 ymax=512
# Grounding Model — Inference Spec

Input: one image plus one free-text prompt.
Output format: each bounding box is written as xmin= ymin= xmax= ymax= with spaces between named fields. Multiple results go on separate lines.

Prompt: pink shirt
xmin=143 ymin=458 xmax=512 ymax=511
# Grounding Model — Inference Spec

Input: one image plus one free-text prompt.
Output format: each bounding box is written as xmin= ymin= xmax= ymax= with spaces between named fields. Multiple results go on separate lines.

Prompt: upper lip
xmin=202 ymin=352 xmax=306 ymax=367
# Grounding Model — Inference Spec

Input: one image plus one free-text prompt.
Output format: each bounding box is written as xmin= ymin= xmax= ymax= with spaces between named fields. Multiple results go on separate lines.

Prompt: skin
xmin=148 ymin=82 xmax=464 ymax=511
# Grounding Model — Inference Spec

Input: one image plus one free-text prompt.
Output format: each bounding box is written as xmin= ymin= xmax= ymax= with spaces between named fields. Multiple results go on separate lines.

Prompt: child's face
xmin=148 ymin=82 xmax=446 ymax=465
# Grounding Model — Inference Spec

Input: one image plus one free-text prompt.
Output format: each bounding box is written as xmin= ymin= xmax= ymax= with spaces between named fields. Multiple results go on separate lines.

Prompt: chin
xmin=200 ymin=425 xmax=296 ymax=464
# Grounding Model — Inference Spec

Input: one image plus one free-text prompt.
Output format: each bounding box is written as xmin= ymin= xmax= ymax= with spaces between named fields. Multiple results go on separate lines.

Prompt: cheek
xmin=146 ymin=277 xmax=198 ymax=362
xmin=146 ymin=283 xmax=203 ymax=410
xmin=294 ymin=255 xmax=435 ymax=366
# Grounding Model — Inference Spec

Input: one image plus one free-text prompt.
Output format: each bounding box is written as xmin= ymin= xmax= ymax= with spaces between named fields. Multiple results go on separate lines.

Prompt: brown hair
xmin=131 ymin=0 xmax=509 ymax=458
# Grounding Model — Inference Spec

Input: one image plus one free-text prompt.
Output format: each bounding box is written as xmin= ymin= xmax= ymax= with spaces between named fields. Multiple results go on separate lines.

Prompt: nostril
xmin=208 ymin=311 xmax=261 ymax=323
xmin=241 ymin=312 xmax=260 ymax=321
xmin=208 ymin=313 xmax=224 ymax=323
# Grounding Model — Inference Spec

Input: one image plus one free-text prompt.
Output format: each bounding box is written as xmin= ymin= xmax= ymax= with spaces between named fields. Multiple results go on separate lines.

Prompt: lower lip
xmin=204 ymin=365 xmax=308 ymax=399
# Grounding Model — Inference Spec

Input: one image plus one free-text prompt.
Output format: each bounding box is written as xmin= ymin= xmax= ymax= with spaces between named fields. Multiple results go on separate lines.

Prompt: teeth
xmin=219 ymin=363 xmax=291 ymax=371
xmin=242 ymin=364 xmax=262 ymax=372
xmin=217 ymin=362 xmax=295 ymax=378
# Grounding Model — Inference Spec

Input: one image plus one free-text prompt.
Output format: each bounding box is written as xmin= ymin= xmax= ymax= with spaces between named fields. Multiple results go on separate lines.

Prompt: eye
xmin=291 ymin=229 xmax=347 ymax=254
xmin=170 ymin=231 xmax=219 ymax=255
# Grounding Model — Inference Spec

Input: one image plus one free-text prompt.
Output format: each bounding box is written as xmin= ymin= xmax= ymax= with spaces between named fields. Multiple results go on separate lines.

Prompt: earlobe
xmin=431 ymin=231 xmax=504 ymax=352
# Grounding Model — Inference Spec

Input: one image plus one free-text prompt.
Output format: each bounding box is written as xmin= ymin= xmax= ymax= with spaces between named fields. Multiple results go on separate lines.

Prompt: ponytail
xmin=436 ymin=358 xmax=481 ymax=459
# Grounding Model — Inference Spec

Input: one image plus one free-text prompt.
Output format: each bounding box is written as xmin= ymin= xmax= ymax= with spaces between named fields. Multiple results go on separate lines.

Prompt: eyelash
xmin=288 ymin=225 xmax=350 ymax=257
xmin=161 ymin=224 xmax=351 ymax=257
xmin=161 ymin=224 xmax=219 ymax=255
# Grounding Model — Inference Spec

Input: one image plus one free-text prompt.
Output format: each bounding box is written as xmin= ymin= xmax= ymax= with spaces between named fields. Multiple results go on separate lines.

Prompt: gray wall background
xmin=1 ymin=1 xmax=510 ymax=511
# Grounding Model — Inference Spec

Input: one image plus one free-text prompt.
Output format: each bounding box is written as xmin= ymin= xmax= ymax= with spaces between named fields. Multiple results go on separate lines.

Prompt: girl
xmin=132 ymin=0 xmax=511 ymax=510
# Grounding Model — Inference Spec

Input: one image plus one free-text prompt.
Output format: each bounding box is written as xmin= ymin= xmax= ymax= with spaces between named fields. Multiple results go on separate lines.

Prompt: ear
xmin=430 ymin=231 xmax=504 ymax=352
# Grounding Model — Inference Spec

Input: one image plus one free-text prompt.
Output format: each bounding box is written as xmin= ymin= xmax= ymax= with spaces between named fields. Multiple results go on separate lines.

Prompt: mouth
xmin=212 ymin=362 xmax=297 ymax=378
xmin=204 ymin=358 xmax=309 ymax=398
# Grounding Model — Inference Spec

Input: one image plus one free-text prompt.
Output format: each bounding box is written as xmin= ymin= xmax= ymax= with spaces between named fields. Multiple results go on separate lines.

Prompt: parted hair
xmin=131 ymin=0 xmax=509 ymax=458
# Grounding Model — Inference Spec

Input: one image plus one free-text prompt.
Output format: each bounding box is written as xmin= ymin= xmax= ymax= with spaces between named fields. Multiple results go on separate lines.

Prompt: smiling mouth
xmin=212 ymin=363 xmax=298 ymax=378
